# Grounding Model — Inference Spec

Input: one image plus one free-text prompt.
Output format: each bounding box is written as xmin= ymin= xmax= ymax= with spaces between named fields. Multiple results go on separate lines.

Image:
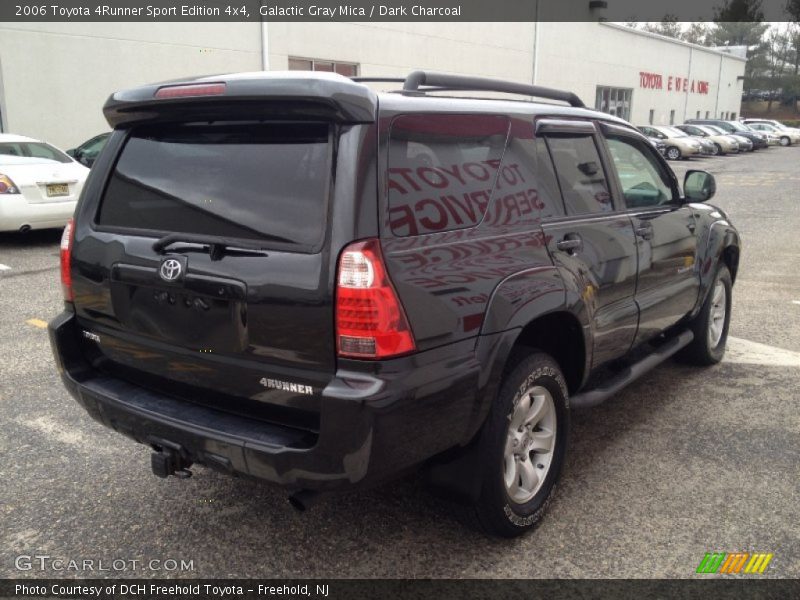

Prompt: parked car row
xmin=637 ymin=118 xmax=800 ymax=160
xmin=740 ymin=118 xmax=800 ymax=147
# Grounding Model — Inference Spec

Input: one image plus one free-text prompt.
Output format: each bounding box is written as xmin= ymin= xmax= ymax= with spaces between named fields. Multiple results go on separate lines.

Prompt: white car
xmin=0 ymin=134 xmax=89 ymax=232
xmin=743 ymin=121 xmax=800 ymax=147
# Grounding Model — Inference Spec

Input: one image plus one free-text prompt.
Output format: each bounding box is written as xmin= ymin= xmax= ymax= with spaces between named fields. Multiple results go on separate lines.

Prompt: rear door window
xmin=96 ymin=122 xmax=331 ymax=251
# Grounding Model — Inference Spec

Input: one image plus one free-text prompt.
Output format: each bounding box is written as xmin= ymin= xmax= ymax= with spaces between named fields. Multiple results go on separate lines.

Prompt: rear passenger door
xmin=600 ymin=124 xmax=699 ymax=346
xmin=537 ymin=120 xmax=639 ymax=368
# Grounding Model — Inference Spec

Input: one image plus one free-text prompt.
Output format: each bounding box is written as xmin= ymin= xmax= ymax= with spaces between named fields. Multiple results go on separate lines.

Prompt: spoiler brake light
xmin=154 ymin=83 xmax=226 ymax=99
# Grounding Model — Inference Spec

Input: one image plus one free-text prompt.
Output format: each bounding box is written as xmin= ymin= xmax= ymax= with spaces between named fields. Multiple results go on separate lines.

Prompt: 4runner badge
xmin=259 ymin=378 xmax=313 ymax=395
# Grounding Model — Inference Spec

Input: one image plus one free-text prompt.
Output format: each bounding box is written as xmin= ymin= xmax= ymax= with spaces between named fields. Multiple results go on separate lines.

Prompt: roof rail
xmin=401 ymin=70 xmax=586 ymax=108
xmin=351 ymin=77 xmax=406 ymax=84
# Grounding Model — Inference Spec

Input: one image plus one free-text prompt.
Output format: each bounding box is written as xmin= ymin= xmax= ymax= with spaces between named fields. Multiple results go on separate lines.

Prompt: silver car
xmin=637 ymin=125 xmax=703 ymax=160
xmin=675 ymin=124 xmax=738 ymax=155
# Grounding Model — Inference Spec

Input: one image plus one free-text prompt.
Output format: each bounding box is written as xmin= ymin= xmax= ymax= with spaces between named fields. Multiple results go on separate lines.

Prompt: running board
xmin=570 ymin=329 xmax=694 ymax=409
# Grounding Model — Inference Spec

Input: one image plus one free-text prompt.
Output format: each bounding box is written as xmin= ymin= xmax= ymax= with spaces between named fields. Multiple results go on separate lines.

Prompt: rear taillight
xmin=0 ymin=174 xmax=19 ymax=194
xmin=154 ymin=82 xmax=226 ymax=99
xmin=60 ymin=218 xmax=75 ymax=302
xmin=336 ymin=239 xmax=416 ymax=359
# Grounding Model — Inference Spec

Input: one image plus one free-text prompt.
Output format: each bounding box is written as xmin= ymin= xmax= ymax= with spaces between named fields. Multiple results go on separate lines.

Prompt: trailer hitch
xmin=150 ymin=440 xmax=193 ymax=479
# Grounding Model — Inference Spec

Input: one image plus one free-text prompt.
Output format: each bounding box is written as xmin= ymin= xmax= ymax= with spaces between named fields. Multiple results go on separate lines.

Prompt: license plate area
xmin=109 ymin=264 xmax=248 ymax=353
xmin=46 ymin=183 xmax=70 ymax=197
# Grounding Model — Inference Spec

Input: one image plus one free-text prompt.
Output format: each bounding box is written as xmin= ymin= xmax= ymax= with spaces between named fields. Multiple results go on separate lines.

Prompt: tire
xmin=712 ymin=143 xmax=722 ymax=156
xmin=681 ymin=265 xmax=732 ymax=365
xmin=470 ymin=352 xmax=569 ymax=537
xmin=780 ymin=136 xmax=790 ymax=147
xmin=666 ymin=146 xmax=681 ymax=160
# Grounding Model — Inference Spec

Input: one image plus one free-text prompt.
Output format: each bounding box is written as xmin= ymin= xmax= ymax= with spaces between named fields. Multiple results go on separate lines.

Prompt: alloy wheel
xmin=504 ymin=386 xmax=557 ymax=504
xmin=707 ymin=280 xmax=727 ymax=348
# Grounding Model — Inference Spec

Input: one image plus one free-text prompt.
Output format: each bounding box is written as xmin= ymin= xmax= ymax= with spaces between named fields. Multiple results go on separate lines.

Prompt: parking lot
xmin=1 ymin=146 xmax=799 ymax=579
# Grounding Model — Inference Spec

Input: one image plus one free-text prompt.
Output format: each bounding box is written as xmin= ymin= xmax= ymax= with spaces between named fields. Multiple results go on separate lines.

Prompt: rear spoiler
xmin=103 ymin=73 xmax=378 ymax=128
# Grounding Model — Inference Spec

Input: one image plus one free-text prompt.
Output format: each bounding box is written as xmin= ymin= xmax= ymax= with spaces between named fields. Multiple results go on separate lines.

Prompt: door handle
xmin=634 ymin=224 xmax=654 ymax=240
xmin=556 ymin=235 xmax=583 ymax=253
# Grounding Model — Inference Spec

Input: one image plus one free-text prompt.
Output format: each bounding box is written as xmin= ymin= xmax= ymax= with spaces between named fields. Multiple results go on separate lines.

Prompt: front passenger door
xmin=601 ymin=125 xmax=700 ymax=347
xmin=538 ymin=120 xmax=640 ymax=369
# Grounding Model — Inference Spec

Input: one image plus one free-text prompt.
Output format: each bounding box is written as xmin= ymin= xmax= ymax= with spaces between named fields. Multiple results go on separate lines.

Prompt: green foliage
xmin=642 ymin=16 xmax=682 ymax=39
xmin=682 ymin=22 xmax=709 ymax=45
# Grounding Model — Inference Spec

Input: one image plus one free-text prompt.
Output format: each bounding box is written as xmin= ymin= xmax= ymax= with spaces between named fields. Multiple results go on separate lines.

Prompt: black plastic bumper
xmin=48 ymin=311 xmax=483 ymax=491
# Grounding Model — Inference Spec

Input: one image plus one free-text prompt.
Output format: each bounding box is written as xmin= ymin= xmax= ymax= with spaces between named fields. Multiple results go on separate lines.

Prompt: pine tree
xmin=708 ymin=1 xmax=769 ymax=95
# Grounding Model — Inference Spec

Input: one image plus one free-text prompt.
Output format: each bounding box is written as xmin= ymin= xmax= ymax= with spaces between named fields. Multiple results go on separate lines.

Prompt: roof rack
xmin=350 ymin=71 xmax=586 ymax=108
xmin=351 ymin=77 xmax=406 ymax=84
xmin=403 ymin=71 xmax=585 ymax=107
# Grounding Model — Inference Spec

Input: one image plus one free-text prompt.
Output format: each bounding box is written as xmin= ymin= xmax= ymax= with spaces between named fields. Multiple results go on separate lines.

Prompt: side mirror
xmin=684 ymin=170 xmax=716 ymax=202
xmin=66 ymin=148 xmax=77 ymax=158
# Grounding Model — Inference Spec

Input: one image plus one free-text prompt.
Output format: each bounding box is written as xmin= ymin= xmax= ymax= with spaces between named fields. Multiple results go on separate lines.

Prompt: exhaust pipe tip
xmin=19 ymin=225 xmax=31 ymax=233
xmin=288 ymin=489 xmax=320 ymax=512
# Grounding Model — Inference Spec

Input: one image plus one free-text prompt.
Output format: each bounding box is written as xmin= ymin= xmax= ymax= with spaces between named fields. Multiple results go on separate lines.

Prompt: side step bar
xmin=570 ymin=329 xmax=694 ymax=409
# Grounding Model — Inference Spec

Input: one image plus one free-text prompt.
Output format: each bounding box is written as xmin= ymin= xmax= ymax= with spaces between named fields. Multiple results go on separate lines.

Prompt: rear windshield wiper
xmin=152 ymin=233 xmax=288 ymax=259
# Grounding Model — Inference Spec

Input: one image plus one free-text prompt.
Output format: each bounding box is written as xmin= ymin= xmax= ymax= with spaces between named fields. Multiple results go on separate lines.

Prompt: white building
xmin=0 ymin=20 xmax=745 ymax=149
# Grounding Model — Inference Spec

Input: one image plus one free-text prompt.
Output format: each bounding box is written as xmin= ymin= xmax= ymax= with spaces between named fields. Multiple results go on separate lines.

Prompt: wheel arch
xmin=692 ymin=218 xmax=741 ymax=317
xmin=503 ymin=311 xmax=587 ymax=396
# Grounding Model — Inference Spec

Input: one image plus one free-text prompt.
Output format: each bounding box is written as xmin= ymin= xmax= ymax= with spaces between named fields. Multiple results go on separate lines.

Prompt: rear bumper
xmin=0 ymin=195 xmax=76 ymax=231
xmin=48 ymin=311 xmax=483 ymax=491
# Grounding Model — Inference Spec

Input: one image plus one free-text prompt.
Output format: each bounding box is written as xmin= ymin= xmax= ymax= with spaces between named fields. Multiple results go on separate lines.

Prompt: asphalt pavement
xmin=1 ymin=146 xmax=798 ymax=579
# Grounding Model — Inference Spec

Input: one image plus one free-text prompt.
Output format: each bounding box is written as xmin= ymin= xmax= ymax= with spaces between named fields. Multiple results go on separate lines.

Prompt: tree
xmin=708 ymin=3 xmax=769 ymax=95
xmin=642 ymin=16 xmax=682 ymax=39
xmin=787 ymin=0 xmax=800 ymax=75
xmin=762 ymin=27 xmax=792 ymax=110
xmin=682 ymin=22 xmax=709 ymax=45
xmin=786 ymin=0 xmax=800 ymax=110
xmin=707 ymin=21 xmax=768 ymax=48
xmin=714 ymin=0 xmax=765 ymax=21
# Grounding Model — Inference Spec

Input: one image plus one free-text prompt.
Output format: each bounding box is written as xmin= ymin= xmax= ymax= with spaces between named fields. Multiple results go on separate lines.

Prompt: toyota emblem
xmin=159 ymin=258 xmax=183 ymax=282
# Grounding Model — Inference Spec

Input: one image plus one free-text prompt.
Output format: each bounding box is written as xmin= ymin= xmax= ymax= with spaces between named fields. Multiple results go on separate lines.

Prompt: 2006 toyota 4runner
xmin=49 ymin=71 xmax=740 ymax=537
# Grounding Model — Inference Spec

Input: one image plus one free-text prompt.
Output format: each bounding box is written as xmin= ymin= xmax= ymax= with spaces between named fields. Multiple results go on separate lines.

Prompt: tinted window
xmin=97 ymin=123 xmax=330 ymax=250
xmin=0 ymin=142 xmax=72 ymax=164
xmin=605 ymin=135 xmax=675 ymax=208
xmin=81 ymin=134 xmax=109 ymax=157
xmin=545 ymin=135 xmax=612 ymax=215
xmin=387 ymin=114 xmax=509 ymax=236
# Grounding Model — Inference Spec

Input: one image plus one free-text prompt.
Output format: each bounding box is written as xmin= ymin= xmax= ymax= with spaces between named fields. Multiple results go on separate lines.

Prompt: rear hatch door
xmin=72 ymin=118 xmax=340 ymax=430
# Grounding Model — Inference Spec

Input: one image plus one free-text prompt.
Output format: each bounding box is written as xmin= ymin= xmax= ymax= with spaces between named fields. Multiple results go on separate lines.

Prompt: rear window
xmin=97 ymin=122 xmax=331 ymax=251
xmin=0 ymin=142 xmax=72 ymax=164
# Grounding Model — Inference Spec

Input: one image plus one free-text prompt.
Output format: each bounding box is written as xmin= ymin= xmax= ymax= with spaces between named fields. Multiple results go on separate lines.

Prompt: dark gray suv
xmin=50 ymin=71 xmax=740 ymax=537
